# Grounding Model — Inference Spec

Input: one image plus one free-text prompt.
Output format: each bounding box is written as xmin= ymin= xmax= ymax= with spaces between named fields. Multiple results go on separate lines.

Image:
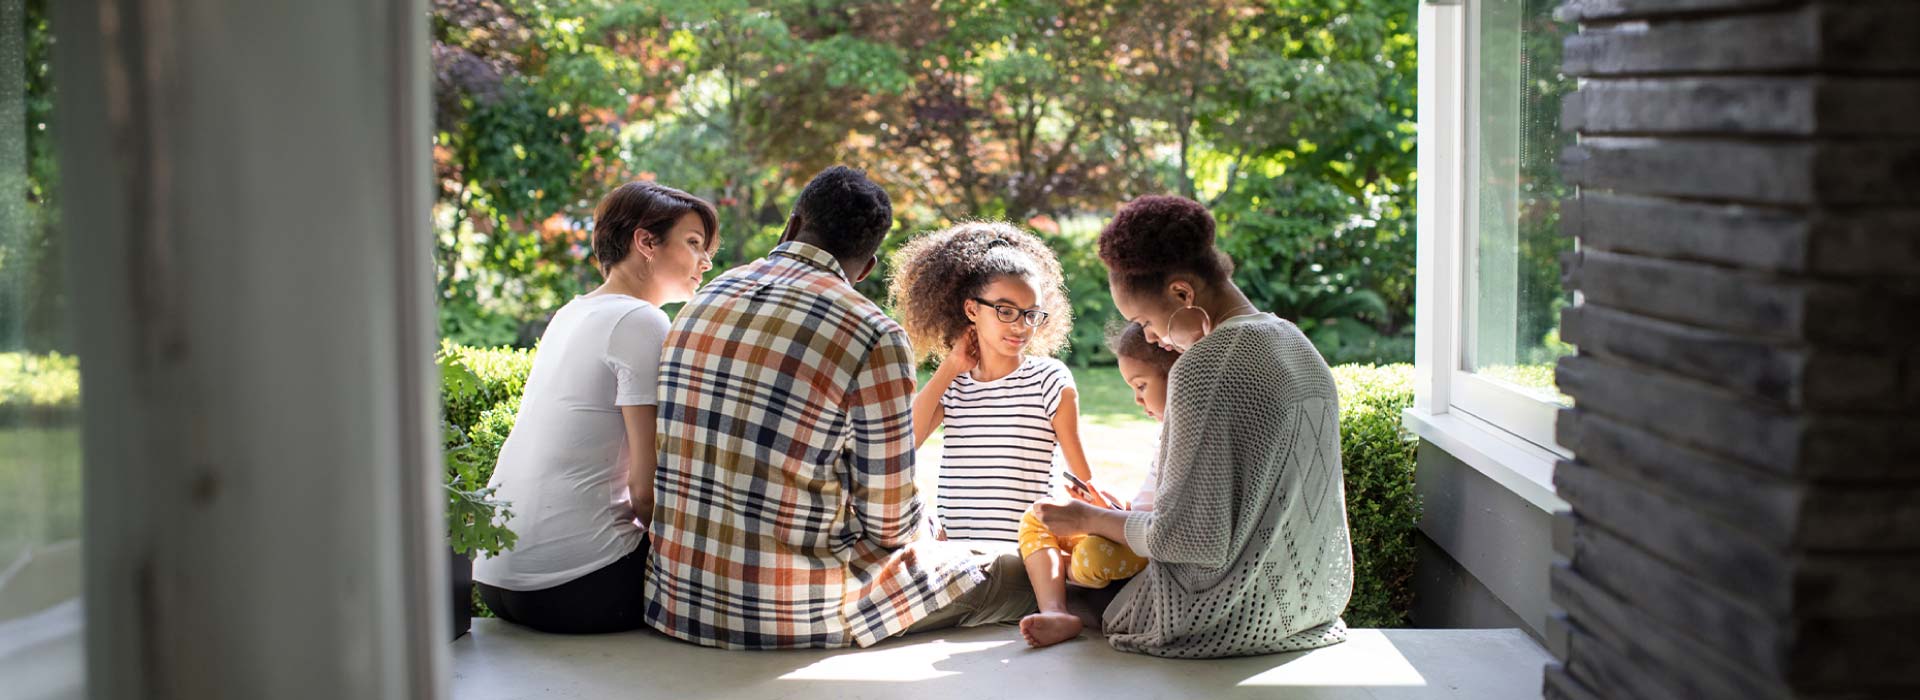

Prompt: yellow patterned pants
xmin=1017 ymin=508 xmax=1148 ymax=589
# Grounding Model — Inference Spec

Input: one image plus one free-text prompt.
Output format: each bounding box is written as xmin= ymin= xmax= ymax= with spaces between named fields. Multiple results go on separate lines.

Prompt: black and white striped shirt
xmin=935 ymin=356 xmax=1076 ymax=544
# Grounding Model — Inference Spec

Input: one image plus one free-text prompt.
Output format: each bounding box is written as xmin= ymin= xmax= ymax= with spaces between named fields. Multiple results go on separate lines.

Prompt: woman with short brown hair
xmin=472 ymin=182 xmax=716 ymax=634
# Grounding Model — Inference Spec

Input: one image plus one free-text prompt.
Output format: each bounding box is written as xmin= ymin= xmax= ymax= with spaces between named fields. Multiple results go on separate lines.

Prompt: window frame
xmin=1409 ymin=0 xmax=1570 ymax=508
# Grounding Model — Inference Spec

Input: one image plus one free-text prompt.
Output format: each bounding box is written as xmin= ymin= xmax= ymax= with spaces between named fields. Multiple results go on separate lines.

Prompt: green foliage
xmin=430 ymin=0 xmax=1425 ymax=357
xmin=1042 ymin=218 xmax=1122 ymax=367
xmin=1331 ymin=363 xmax=1421 ymax=628
xmin=437 ymin=343 xmax=535 ymax=557
xmin=439 ymin=340 xmax=536 ymax=429
xmin=0 ymin=352 xmax=79 ymax=410
xmin=1217 ymin=172 xmax=1415 ymax=364
xmin=3 ymin=0 xmax=67 ymax=353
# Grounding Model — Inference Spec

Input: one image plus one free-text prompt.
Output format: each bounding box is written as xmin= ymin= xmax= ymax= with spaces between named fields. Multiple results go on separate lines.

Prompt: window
xmin=0 ymin=0 xmax=85 ymax=694
xmin=1465 ymin=0 xmax=1575 ymax=407
xmin=1409 ymin=0 xmax=1576 ymax=500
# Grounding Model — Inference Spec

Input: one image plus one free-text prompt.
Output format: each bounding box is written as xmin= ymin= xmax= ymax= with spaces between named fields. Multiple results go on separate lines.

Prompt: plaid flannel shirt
xmin=644 ymin=241 xmax=989 ymax=649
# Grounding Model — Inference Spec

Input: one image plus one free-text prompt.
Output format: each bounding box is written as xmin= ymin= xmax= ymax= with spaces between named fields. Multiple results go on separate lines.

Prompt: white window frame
xmin=1406 ymin=0 xmax=1569 ymax=512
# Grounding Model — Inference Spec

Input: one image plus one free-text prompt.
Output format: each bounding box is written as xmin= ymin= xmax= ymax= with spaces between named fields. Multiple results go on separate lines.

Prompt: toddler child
xmin=1017 ymin=321 xmax=1178 ymax=648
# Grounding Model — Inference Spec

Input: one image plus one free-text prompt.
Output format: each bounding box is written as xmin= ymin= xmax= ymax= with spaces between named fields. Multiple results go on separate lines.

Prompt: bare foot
xmin=1019 ymin=611 xmax=1084 ymax=648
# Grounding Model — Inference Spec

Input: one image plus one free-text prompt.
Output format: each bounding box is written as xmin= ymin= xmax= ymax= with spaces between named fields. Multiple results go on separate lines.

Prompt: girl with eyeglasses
xmin=887 ymin=222 xmax=1093 ymax=552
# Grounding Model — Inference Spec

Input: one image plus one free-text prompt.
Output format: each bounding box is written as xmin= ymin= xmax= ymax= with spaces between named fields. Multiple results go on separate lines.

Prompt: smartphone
xmin=1060 ymin=470 xmax=1101 ymax=505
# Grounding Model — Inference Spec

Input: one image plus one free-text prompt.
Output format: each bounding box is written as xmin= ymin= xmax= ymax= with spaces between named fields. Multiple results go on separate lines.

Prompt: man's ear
xmin=851 ymin=255 xmax=878 ymax=283
xmin=778 ymin=214 xmax=800 ymax=244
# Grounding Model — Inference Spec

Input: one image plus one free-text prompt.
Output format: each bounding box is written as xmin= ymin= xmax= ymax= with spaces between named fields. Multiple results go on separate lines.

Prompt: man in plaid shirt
xmin=645 ymin=167 xmax=1035 ymax=649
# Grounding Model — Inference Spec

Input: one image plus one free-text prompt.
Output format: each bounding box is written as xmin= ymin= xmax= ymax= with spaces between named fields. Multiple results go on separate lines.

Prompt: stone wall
xmin=1548 ymin=0 xmax=1920 ymax=697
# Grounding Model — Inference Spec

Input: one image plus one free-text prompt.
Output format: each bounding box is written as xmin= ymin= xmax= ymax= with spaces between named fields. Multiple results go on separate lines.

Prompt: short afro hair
xmin=1109 ymin=321 xmax=1179 ymax=372
xmin=791 ymin=166 xmax=894 ymax=263
xmin=888 ymin=222 xmax=1073 ymax=362
xmin=1097 ymin=195 xmax=1234 ymax=294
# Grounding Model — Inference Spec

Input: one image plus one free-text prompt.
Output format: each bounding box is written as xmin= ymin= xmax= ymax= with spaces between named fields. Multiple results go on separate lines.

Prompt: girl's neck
xmin=972 ymin=349 xmax=1023 ymax=382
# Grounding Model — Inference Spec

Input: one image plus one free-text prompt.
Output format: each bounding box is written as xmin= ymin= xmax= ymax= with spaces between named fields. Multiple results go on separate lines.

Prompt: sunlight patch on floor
xmin=778 ymin=638 xmax=1018 ymax=682
xmin=1239 ymin=630 xmax=1427 ymax=687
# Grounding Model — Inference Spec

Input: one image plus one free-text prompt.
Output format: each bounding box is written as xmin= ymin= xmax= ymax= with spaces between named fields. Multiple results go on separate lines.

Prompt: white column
xmin=53 ymin=1 xmax=442 ymax=698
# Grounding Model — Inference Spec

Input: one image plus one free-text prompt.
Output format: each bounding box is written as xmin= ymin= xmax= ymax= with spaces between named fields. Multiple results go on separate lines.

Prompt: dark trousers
xmin=477 ymin=540 xmax=649 ymax=635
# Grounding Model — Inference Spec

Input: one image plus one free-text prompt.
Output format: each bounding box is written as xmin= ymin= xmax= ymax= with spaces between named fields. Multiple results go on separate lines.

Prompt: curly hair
xmin=1097 ymin=195 xmax=1234 ymax=294
xmin=1109 ymin=321 xmax=1179 ymax=372
xmin=888 ymin=222 xmax=1073 ymax=362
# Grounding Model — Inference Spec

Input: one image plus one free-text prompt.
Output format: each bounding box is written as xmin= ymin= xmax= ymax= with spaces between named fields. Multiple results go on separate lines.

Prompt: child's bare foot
xmin=1019 ymin=611 xmax=1084 ymax=648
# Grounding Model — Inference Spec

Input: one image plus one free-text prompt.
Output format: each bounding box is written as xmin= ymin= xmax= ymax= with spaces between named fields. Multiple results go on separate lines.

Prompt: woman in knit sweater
xmin=1035 ymin=195 xmax=1354 ymax=658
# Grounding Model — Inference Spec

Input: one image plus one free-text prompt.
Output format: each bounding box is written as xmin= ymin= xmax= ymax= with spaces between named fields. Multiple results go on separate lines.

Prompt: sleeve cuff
xmin=1123 ymin=509 xmax=1156 ymax=559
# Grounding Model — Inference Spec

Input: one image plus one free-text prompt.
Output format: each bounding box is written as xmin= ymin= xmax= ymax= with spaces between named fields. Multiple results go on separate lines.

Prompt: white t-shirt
xmin=1133 ymin=454 xmax=1160 ymax=511
xmin=472 ymin=294 xmax=668 ymax=591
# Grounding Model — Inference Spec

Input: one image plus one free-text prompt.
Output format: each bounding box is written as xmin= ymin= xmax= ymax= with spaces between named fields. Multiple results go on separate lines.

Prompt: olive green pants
xmin=903 ymin=551 xmax=1039 ymax=634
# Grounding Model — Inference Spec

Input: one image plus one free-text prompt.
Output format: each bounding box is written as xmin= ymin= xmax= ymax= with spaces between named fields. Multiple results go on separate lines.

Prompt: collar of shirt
xmin=768 ymin=240 xmax=851 ymax=281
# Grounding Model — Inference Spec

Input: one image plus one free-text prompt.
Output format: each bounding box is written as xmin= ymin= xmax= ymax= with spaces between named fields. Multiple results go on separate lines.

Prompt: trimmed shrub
xmin=1332 ymin=363 xmax=1420 ymax=628
xmin=435 ymin=344 xmax=1424 ymax=627
xmin=439 ymin=342 xmax=532 ymax=560
xmin=0 ymin=352 xmax=80 ymax=411
xmin=463 ymin=394 xmax=520 ymax=489
xmin=439 ymin=340 xmax=534 ymax=430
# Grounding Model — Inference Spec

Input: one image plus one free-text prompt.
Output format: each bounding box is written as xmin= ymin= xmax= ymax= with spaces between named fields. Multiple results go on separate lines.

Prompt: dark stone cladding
xmin=1548 ymin=0 xmax=1920 ymax=696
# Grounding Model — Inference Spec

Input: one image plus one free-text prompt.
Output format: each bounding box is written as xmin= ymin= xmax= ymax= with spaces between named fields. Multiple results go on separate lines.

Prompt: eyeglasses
xmin=971 ymin=298 xmax=1050 ymax=328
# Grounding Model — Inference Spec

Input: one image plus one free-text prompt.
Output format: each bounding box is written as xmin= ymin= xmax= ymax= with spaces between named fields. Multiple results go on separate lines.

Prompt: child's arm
xmin=1052 ymin=387 xmax=1095 ymax=483
xmin=912 ymin=331 xmax=977 ymax=449
xmin=910 ymin=370 xmax=951 ymax=450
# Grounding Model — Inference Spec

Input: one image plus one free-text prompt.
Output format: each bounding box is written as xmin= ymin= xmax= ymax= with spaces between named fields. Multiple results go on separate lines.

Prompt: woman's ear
xmin=632 ymin=228 xmax=658 ymax=261
xmin=1168 ymin=279 xmax=1196 ymax=307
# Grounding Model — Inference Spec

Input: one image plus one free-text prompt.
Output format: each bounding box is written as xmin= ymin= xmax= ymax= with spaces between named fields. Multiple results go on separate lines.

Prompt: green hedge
xmin=439 ymin=341 xmax=534 ymax=430
xmin=0 ymin=352 xmax=80 ymax=410
xmin=436 ymin=344 xmax=1423 ymax=627
xmin=4 ymin=346 xmax=1419 ymax=626
xmin=1330 ymin=363 xmax=1421 ymax=628
xmin=438 ymin=342 xmax=534 ymax=559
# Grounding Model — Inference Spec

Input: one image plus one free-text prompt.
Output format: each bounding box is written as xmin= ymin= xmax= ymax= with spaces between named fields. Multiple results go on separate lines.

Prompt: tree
xmin=423 ymin=0 xmax=1424 ymax=363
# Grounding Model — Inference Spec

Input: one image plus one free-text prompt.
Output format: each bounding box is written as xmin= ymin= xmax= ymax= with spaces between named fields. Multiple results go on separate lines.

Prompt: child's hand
xmin=941 ymin=329 xmax=979 ymax=376
xmin=1064 ymin=479 xmax=1126 ymax=510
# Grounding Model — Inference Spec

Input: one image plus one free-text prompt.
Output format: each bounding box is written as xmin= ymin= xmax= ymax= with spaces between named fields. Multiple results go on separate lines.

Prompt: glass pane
xmin=1468 ymin=0 xmax=1575 ymax=405
xmin=0 ymin=0 xmax=84 ymax=697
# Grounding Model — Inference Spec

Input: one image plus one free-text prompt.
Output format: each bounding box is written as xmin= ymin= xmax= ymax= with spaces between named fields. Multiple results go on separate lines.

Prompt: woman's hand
xmin=1033 ymin=497 xmax=1096 ymax=539
xmin=629 ymin=485 xmax=654 ymax=528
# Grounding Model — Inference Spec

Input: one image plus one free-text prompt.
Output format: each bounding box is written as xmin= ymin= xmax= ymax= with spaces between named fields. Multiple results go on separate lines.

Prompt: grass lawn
xmin=915 ymin=364 xmax=1160 ymax=499
xmin=0 ymin=425 xmax=84 ymax=570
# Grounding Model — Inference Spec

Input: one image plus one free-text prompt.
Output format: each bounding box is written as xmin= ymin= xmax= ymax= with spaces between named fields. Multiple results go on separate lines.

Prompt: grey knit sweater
xmin=1103 ymin=312 xmax=1354 ymax=658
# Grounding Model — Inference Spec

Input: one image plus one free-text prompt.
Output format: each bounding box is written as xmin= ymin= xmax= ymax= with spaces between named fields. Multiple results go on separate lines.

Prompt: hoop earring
xmin=1167 ymin=304 xmax=1212 ymax=350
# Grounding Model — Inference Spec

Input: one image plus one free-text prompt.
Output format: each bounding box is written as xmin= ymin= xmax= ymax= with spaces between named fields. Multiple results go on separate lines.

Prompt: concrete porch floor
xmin=451 ymin=619 xmax=1552 ymax=699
